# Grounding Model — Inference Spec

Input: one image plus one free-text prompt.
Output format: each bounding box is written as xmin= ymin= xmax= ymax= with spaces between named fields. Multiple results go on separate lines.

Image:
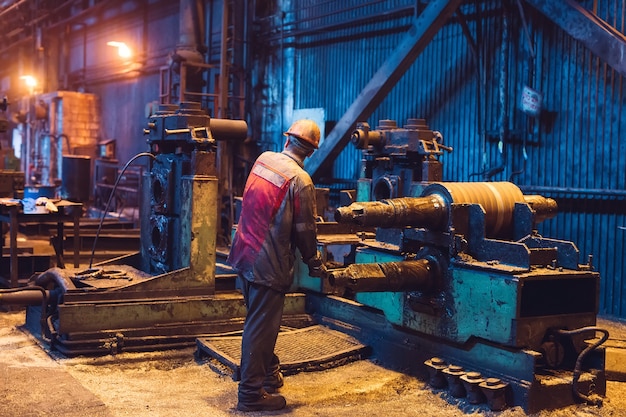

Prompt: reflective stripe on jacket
xmin=227 ymin=151 xmax=318 ymax=292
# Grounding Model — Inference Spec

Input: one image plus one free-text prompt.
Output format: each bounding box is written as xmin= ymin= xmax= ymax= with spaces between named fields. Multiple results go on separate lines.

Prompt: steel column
xmin=524 ymin=0 xmax=626 ymax=77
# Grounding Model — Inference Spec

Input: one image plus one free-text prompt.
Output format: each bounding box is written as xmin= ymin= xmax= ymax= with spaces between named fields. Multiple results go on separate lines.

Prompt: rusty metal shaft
xmin=335 ymin=182 xmax=558 ymax=236
xmin=522 ymin=194 xmax=559 ymax=224
xmin=335 ymin=195 xmax=447 ymax=229
xmin=328 ymin=259 xmax=436 ymax=292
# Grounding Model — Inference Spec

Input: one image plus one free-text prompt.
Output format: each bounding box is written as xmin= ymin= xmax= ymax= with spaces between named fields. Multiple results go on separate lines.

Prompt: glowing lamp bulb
xmin=20 ymin=75 xmax=37 ymax=88
xmin=107 ymin=41 xmax=132 ymax=59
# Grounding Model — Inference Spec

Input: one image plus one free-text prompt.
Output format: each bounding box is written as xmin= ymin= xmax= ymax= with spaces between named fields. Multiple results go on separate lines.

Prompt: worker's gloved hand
xmin=307 ymin=253 xmax=327 ymax=278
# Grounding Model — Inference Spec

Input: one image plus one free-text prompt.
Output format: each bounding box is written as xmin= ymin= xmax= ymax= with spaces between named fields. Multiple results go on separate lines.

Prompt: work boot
xmin=237 ymin=392 xmax=286 ymax=412
xmin=263 ymin=371 xmax=284 ymax=393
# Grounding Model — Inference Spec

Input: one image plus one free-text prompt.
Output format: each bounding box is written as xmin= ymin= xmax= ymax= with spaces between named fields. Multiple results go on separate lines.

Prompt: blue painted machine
xmin=297 ymin=118 xmax=608 ymax=412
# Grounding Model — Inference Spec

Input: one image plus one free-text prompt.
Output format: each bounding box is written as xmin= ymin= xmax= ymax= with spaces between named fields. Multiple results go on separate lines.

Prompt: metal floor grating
xmin=196 ymin=325 xmax=369 ymax=380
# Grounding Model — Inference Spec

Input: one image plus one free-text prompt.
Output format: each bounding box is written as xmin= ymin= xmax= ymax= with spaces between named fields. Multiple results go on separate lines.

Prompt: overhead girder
xmin=524 ymin=0 xmax=626 ymax=77
xmin=305 ymin=0 xmax=463 ymax=180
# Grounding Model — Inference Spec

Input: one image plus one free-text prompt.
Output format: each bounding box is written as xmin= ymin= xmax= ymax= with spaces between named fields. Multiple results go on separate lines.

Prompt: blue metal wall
xmin=262 ymin=0 xmax=626 ymax=317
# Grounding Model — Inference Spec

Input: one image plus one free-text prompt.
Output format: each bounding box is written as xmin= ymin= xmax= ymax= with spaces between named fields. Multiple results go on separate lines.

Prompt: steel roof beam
xmin=524 ymin=0 xmax=626 ymax=77
xmin=305 ymin=0 xmax=463 ymax=179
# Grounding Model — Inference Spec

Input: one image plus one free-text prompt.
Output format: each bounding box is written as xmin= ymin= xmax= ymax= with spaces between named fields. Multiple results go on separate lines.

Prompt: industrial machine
xmin=0 ymin=102 xmax=310 ymax=356
xmin=0 ymin=114 xmax=608 ymax=413
xmin=296 ymin=118 xmax=607 ymax=412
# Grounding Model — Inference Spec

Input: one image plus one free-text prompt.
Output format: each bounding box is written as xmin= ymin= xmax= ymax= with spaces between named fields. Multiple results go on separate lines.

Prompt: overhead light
xmin=20 ymin=75 xmax=37 ymax=88
xmin=20 ymin=75 xmax=38 ymax=95
xmin=107 ymin=41 xmax=132 ymax=59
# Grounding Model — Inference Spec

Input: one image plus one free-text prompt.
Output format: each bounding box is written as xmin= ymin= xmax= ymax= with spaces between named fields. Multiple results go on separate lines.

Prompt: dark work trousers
xmin=238 ymin=276 xmax=285 ymax=402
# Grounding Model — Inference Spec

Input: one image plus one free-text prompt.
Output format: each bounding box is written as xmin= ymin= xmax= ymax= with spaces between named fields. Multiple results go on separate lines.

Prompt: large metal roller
xmin=328 ymin=259 xmax=436 ymax=293
xmin=335 ymin=182 xmax=557 ymax=236
xmin=208 ymin=118 xmax=248 ymax=141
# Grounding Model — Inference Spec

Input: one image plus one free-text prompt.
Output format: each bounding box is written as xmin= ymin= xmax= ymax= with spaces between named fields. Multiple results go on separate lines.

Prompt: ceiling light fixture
xmin=19 ymin=75 xmax=37 ymax=88
xmin=107 ymin=41 xmax=132 ymax=59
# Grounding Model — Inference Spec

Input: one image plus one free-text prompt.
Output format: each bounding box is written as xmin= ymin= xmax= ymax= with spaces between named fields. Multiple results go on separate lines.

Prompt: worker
xmin=227 ymin=119 xmax=327 ymax=412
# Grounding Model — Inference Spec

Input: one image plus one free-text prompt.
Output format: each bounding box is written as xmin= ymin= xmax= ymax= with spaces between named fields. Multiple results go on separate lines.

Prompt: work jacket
xmin=227 ymin=151 xmax=319 ymax=292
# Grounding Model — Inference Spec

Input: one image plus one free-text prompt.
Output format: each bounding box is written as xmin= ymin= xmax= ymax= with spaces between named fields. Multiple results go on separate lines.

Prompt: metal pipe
xmin=175 ymin=0 xmax=205 ymax=101
xmin=209 ymin=118 xmax=249 ymax=141
xmin=51 ymin=335 xmax=202 ymax=356
xmin=520 ymin=185 xmax=626 ymax=198
xmin=328 ymin=259 xmax=437 ymax=293
xmin=0 ymin=288 xmax=50 ymax=305
xmin=0 ymin=286 xmax=50 ymax=344
xmin=484 ymin=2 xmax=509 ymax=181
xmin=218 ymin=0 xmax=229 ymax=118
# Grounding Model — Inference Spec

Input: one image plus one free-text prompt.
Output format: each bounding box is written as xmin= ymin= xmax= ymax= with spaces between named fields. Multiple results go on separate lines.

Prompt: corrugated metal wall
xmin=257 ymin=0 xmax=626 ymax=318
xmin=523 ymin=1 xmax=626 ymax=319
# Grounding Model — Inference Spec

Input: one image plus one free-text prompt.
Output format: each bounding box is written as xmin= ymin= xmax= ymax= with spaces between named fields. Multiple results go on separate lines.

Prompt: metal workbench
xmin=0 ymin=199 xmax=82 ymax=287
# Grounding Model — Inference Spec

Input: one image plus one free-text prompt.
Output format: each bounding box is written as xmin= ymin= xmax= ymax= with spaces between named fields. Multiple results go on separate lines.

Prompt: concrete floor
xmin=1 ymin=309 xmax=626 ymax=417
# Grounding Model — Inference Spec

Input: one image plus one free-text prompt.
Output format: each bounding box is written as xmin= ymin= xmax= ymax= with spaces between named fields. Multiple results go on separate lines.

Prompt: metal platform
xmin=196 ymin=324 xmax=370 ymax=380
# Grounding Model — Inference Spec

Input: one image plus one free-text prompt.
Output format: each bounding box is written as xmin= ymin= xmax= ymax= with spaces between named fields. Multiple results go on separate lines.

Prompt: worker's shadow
xmin=231 ymin=406 xmax=294 ymax=415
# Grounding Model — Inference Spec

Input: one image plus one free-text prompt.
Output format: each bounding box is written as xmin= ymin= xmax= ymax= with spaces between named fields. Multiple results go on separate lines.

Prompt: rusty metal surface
xmin=182 ymin=175 xmax=218 ymax=291
xmin=45 ymin=268 xmax=204 ymax=301
xmin=56 ymin=293 xmax=306 ymax=334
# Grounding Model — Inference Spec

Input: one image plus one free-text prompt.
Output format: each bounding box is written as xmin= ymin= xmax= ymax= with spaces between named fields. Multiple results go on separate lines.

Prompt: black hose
xmin=556 ymin=326 xmax=609 ymax=406
xmin=56 ymin=133 xmax=71 ymax=155
xmin=89 ymin=152 xmax=156 ymax=269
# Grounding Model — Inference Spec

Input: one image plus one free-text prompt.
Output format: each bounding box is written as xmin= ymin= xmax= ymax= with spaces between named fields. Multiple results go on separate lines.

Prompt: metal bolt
xmin=442 ymin=364 xmax=466 ymax=397
xmin=424 ymin=357 xmax=448 ymax=389
xmin=460 ymin=371 xmax=485 ymax=404
xmin=479 ymin=377 xmax=509 ymax=411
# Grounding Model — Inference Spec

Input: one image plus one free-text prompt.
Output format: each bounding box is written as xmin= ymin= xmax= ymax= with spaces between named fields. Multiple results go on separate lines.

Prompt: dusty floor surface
xmin=2 ymin=310 xmax=626 ymax=417
xmin=2 ymin=234 xmax=625 ymax=416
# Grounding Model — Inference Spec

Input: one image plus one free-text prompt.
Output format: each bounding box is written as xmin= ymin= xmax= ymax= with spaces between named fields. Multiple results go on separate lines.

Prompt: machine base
xmin=305 ymin=293 xmax=606 ymax=413
xmin=24 ymin=292 xmax=314 ymax=356
xmin=22 ymin=288 xmax=607 ymax=413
